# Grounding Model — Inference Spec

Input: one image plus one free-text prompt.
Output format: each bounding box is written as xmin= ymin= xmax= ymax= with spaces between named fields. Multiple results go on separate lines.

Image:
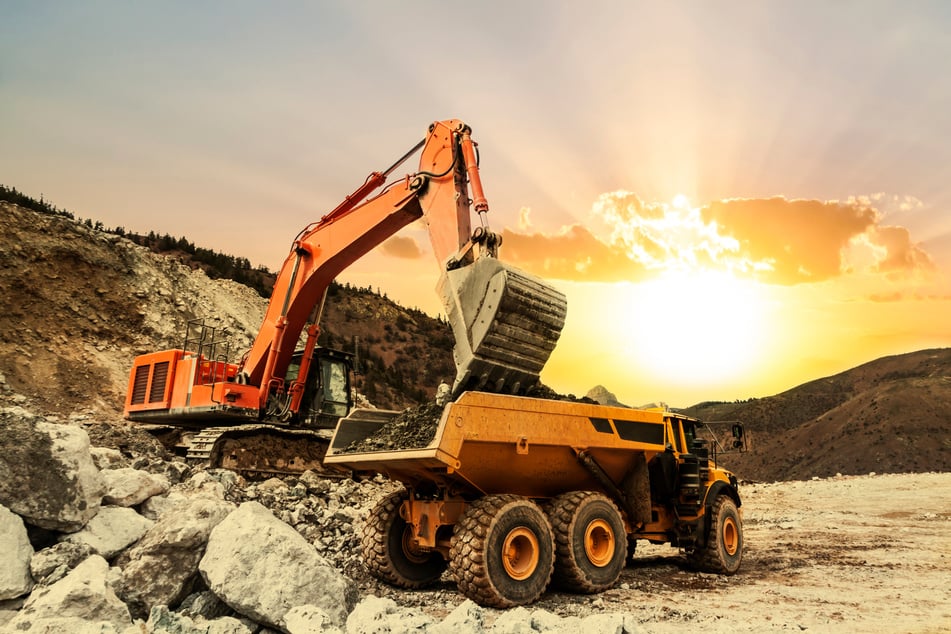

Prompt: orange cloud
xmin=701 ymin=197 xmax=937 ymax=284
xmin=381 ymin=235 xmax=422 ymax=259
xmin=700 ymin=197 xmax=877 ymax=284
xmin=867 ymin=225 xmax=935 ymax=276
xmin=494 ymin=193 xmax=938 ymax=286
xmin=500 ymin=225 xmax=648 ymax=282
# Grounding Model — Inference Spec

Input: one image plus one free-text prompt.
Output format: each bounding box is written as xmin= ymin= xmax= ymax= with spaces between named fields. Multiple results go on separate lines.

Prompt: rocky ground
xmin=1 ymin=405 xmax=949 ymax=634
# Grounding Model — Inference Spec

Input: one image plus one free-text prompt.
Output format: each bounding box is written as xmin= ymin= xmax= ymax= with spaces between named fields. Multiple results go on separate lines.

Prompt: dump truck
xmin=123 ymin=119 xmax=567 ymax=473
xmin=324 ymin=392 xmax=745 ymax=607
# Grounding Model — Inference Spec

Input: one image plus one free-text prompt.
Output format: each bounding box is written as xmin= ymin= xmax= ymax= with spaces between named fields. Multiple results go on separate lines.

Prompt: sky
xmin=3 ymin=1 xmax=950 ymax=407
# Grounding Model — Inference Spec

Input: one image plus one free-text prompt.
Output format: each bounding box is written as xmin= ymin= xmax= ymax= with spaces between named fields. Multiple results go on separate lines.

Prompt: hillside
xmin=681 ymin=348 xmax=951 ymax=481
xmin=0 ymin=201 xmax=453 ymax=416
xmin=3 ymin=198 xmax=949 ymax=482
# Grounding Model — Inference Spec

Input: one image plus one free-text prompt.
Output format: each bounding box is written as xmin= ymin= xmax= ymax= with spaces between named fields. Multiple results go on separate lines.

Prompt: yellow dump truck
xmin=324 ymin=391 xmax=744 ymax=608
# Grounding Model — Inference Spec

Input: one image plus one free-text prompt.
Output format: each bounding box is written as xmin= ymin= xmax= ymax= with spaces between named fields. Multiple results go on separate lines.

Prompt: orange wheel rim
xmin=584 ymin=519 xmax=615 ymax=567
xmin=722 ymin=516 xmax=739 ymax=556
xmin=502 ymin=527 xmax=539 ymax=580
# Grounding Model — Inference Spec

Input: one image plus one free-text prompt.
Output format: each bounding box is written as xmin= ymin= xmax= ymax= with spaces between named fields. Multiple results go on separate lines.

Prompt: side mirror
xmin=732 ymin=423 xmax=744 ymax=439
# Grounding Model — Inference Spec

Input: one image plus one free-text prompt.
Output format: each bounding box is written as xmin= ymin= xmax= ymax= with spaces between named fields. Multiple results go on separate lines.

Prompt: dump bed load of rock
xmin=324 ymin=392 xmax=668 ymax=498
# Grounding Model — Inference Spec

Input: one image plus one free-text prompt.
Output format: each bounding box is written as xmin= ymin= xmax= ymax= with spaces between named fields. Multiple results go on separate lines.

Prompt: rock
xmin=430 ymin=599 xmax=486 ymax=633
xmin=0 ymin=412 xmax=105 ymax=532
xmin=30 ymin=540 xmax=95 ymax=586
xmin=61 ymin=505 xmax=154 ymax=558
xmin=284 ymin=604 xmax=343 ymax=634
xmin=101 ymin=467 xmax=170 ymax=506
xmin=0 ymin=503 xmax=34 ymax=599
xmin=8 ymin=554 xmax=132 ymax=632
xmin=91 ymin=446 xmax=129 ymax=470
xmin=199 ymin=501 xmax=356 ymax=630
xmin=178 ymin=590 xmax=234 ymax=620
xmin=346 ymin=595 xmax=437 ymax=634
xmin=488 ymin=607 xmax=536 ymax=633
xmin=145 ymin=605 xmax=254 ymax=634
xmin=0 ymin=597 xmax=26 ymax=631
xmin=115 ymin=496 xmax=234 ymax=619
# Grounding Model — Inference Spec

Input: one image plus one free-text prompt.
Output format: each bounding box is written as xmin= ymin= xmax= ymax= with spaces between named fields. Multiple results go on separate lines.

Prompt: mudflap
xmin=438 ymin=257 xmax=567 ymax=395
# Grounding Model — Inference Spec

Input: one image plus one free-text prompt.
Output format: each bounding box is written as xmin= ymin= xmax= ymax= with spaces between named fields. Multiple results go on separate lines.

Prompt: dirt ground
xmin=366 ymin=472 xmax=951 ymax=633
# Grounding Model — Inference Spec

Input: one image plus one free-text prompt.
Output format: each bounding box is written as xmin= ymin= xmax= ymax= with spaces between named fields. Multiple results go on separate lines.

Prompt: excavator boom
xmin=240 ymin=119 xmax=566 ymax=401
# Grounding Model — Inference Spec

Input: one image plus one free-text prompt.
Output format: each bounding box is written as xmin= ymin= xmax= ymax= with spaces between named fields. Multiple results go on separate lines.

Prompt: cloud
xmin=381 ymin=235 xmax=422 ymax=259
xmin=700 ymin=197 xmax=878 ymax=284
xmin=495 ymin=192 xmax=938 ymax=286
xmin=701 ymin=197 xmax=936 ymax=283
xmin=867 ymin=225 xmax=935 ymax=276
xmin=500 ymin=224 xmax=648 ymax=282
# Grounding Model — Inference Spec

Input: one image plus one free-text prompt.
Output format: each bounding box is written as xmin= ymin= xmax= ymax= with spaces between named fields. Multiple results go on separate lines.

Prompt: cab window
xmin=320 ymin=360 xmax=349 ymax=417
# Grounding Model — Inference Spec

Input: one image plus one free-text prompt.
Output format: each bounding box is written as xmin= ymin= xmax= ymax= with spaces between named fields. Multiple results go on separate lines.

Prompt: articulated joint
xmin=409 ymin=174 xmax=428 ymax=192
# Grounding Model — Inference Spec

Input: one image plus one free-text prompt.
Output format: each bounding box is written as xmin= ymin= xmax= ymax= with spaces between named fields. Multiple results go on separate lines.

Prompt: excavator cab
xmin=283 ymin=347 xmax=353 ymax=428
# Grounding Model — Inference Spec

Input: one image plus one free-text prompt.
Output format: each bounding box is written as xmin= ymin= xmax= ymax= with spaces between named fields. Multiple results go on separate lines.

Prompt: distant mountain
xmin=585 ymin=385 xmax=629 ymax=408
xmin=681 ymin=349 xmax=951 ymax=482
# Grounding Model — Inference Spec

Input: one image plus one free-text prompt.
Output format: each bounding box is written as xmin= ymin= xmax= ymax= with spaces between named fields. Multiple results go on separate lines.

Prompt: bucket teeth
xmin=439 ymin=257 xmax=567 ymax=396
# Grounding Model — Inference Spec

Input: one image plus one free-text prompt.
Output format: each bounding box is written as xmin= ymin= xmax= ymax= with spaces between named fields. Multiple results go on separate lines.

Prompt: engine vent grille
xmin=148 ymin=361 xmax=170 ymax=403
xmin=130 ymin=365 xmax=150 ymax=405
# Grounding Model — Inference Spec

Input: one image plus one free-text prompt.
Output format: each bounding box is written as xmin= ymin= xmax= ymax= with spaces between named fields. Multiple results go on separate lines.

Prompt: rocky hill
xmin=0 ymin=201 xmax=453 ymax=417
xmin=681 ymin=348 xmax=951 ymax=481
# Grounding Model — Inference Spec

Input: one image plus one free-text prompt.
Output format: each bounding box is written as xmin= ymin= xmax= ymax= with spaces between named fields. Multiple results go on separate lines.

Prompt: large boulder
xmin=0 ymin=503 xmax=34 ymax=599
xmin=100 ymin=467 xmax=170 ymax=507
xmin=0 ymin=410 xmax=105 ymax=531
xmin=7 ymin=554 xmax=132 ymax=632
xmin=60 ymin=505 xmax=154 ymax=558
xmin=199 ymin=501 xmax=357 ymax=631
xmin=115 ymin=495 xmax=234 ymax=619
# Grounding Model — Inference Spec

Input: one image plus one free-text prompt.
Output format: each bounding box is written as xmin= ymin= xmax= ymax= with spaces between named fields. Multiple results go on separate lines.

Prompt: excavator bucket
xmin=438 ymin=257 xmax=567 ymax=396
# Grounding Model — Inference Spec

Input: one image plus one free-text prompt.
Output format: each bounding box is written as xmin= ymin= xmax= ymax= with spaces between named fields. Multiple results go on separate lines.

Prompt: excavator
xmin=124 ymin=119 xmax=568 ymax=475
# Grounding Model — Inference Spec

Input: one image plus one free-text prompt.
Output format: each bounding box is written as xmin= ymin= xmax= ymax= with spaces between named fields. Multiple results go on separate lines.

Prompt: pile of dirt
xmin=342 ymin=401 xmax=446 ymax=453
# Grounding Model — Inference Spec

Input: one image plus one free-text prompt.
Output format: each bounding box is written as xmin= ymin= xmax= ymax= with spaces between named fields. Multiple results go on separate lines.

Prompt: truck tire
xmin=548 ymin=491 xmax=627 ymax=592
xmin=362 ymin=490 xmax=446 ymax=588
xmin=689 ymin=494 xmax=742 ymax=574
xmin=449 ymin=494 xmax=554 ymax=608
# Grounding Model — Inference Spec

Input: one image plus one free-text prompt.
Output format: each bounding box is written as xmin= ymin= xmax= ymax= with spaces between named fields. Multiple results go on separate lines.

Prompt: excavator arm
xmin=243 ymin=119 xmax=566 ymax=408
xmin=125 ymin=120 xmax=567 ymax=428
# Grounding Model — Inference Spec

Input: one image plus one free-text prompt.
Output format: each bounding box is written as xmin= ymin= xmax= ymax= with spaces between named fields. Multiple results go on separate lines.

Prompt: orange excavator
xmin=123 ymin=120 xmax=567 ymax=475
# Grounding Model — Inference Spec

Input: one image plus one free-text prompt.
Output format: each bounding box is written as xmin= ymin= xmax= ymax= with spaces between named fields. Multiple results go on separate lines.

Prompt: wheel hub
xmin=502 ymin=527 xmax=539 ymax=580
xmin=584 ymin=519 xmax=615 ymax=567
xmin=722 ymin=516 xmax=739 ymax=556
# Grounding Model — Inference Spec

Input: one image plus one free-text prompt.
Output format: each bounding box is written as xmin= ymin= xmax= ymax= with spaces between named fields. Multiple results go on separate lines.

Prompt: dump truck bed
xmin=324 ymin=391 xmax=670 ymax=498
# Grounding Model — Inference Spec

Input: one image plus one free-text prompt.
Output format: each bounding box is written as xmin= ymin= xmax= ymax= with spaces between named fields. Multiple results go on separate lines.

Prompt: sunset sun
xmin=619 ymin=270 xmax=769 ymax=387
